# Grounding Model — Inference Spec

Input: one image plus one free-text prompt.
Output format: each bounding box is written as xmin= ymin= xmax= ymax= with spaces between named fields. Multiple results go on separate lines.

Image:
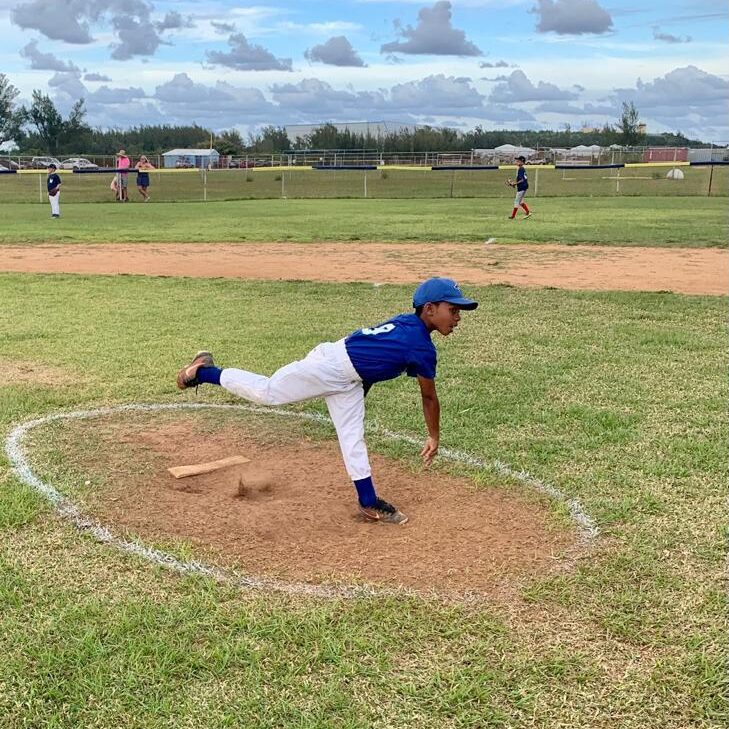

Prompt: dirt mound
xmin=43 ymin=411 xmax=578 ymax=597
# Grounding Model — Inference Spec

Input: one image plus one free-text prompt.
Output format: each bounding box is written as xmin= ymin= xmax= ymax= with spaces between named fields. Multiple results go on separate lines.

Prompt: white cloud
xmin=489 ymin=70 xmax=579 ymax=102
xmin=211 ymin=20 xmax=235 ymax=35
xmin=613 ymin=65 xmax=729 ymax=139
xmin=20 ymin=40 xmax=81 ymax=72
xmin=155 ymin=11 xmax=193 ymax=33
xmin=269 ymin=73 xmax=486 ymax=120
xmin=270 ymin=77 xmax=365 ymax=116
xmin=152 ymin=72 xmax=278 ymax=125
xmin=381 ymin=1 xmax=481 ymax=56
xmin=280 ymin=21 xmax=362 ymax=34
xmin=87 ymin=85 xmax=146 ymax=104
xmin=205 ymin=33 xmax=293 ymax=71
xmin=11 ymin=0 xmax=187 ymax=60
xmin=84 ymin=72 xmax=112 ymax=82
xmin=12 ymin=0 xmax=96 ymax=43
xmin=48 ymin=70 xmax=87 ymax=100
xmin=533 ymin=0 xmax=613 ymax=35
xmin=389 ymin=74 xmax=485 ymax=114
xmin=652 ymin=28 xmax=691 ymax=44
xmin=111 ymin=14 xmax=165 ymax=60
xmin=305 ymin=36 xmax=366 ymax=67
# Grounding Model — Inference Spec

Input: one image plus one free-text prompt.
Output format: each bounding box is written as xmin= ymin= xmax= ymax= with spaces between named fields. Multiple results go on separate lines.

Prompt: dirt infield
xmin=39 ymin=410 xmax=578 ymax=597
xmin=2 ymin=241 xmax=726 ymax=295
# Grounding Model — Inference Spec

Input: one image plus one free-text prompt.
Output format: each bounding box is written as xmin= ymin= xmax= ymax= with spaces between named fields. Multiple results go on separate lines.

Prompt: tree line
xmin=0 ymin=73 xmax=707 ymax=158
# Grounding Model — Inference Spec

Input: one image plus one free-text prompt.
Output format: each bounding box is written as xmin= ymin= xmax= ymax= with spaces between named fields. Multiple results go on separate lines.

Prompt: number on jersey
xmin=361 ymin=323 xmax=395 ymax=336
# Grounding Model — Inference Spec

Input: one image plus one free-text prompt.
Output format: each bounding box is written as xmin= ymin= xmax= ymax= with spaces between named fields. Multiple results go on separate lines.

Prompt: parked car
xmin=60 ymin=157 xmax=98 ymax=170
xmin=175 ymin=158 xmax=194 ymax=168
xmin=0 ymin=158 xmax=21 ymax=170
xmin=31 ymin=156 xmax=62 ymax=169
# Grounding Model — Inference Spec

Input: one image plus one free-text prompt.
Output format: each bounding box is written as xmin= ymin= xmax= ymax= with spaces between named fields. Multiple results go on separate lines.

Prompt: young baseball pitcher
xmin=507 ymin=155 xmax=531 ymax=219
xmin=176 ymin=277 xmax=478 ymax=525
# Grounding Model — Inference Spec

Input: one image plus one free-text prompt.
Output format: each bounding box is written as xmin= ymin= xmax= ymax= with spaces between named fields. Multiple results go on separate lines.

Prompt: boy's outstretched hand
xmin=420 ymin=436 xmax=439 ymax=466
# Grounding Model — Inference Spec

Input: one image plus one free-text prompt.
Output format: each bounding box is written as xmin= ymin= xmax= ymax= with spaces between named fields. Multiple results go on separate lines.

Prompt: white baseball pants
xmin=48 ymin=192 xmax=60 ymax=216
xmin=513 ymin=189 xmax=526 ymax=206
xmin=220 ymin=339 xmax=371 ymax=480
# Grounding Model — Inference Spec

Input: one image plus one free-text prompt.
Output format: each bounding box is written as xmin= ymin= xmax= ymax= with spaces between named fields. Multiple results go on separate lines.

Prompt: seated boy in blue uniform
xmin=177 ymin=277 xmax=478 ymax=524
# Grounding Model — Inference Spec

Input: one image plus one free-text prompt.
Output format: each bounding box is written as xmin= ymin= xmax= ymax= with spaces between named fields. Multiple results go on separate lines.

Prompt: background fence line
xmin=1 ymin=145 xmax=728 ymax=174
xmin=1 ymin=162 xmax=726 ymax=204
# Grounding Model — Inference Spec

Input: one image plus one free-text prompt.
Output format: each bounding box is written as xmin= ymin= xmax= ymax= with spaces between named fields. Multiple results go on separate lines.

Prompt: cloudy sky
xmin=1 ymin=0 xmax=728 ymax=141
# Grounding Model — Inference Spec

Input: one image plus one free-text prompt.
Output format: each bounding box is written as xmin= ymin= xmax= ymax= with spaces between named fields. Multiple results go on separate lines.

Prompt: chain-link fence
xmin=1 ymin=163 xmax=726 ymax=204
xmin=1 ymin=145 xmax=728 ymax=173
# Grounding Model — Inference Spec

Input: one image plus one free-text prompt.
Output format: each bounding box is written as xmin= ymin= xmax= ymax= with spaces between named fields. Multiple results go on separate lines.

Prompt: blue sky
xmin=1 ymin=0 xmax=728 ymax=141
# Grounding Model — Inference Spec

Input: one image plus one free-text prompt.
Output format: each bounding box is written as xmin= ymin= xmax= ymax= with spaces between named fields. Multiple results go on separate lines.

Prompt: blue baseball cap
xmin=413 ymin=277 xmax=478 ymax=310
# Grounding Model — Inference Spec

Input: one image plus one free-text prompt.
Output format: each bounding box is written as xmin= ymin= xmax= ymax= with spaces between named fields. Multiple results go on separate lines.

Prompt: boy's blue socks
xmin=196 ymin=367 xmax=222 ymax=386
xmin=353 ymin=476 xmax=377 ymax=507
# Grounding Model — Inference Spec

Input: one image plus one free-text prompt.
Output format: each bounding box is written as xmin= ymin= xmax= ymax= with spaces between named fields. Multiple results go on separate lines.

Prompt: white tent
xmin=494 ymin=144 xmax=536 ymax=156
xmin=567 ymin=144 xmax=601 ymax=157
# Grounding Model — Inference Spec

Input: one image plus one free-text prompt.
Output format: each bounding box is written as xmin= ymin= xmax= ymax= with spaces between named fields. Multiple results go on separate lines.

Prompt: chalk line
xmin=5 ymin=402 xmax=598 ymax=599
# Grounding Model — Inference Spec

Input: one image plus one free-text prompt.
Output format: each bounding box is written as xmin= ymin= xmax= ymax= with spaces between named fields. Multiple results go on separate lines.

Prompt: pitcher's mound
xmin=39 ymin=409 xmax=579 ymax=597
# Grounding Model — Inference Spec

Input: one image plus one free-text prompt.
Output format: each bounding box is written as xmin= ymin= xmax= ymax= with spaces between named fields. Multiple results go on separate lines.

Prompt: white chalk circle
xmin=5 ymin=402 xmax=598 ymax=599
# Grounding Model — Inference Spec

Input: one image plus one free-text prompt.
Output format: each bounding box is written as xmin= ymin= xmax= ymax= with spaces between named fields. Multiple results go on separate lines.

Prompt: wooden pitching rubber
xmin=167 ymin=455 xmax=250 ymax=479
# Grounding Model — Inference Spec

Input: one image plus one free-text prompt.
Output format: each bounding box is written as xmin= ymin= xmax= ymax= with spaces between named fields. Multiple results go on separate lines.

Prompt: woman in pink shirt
xmin=116 ymin=149 xmax=131 ymax=202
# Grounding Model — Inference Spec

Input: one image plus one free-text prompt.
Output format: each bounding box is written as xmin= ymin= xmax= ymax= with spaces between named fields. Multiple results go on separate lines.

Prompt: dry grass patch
xmin=2 ymin=359 xmax=75 ymax=388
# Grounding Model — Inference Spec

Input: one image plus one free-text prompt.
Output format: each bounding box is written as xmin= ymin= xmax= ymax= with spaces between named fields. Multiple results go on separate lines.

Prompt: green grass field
xmin=0 ymin=195 xmax=726 ymax=247
xmin=1 ymin=267 xmax=727 ymax=727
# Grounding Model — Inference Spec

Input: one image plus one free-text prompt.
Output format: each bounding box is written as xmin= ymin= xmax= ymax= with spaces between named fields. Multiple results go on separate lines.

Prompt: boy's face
xmin=421 ymin=302 xmax=462 ymax=335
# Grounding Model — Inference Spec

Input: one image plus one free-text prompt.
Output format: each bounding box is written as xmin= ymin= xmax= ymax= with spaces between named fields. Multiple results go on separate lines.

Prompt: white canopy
xmin=494 ymin=144 xmax=536 ymax=155
xmin=568 ymin=144 xmax=602 ymax=155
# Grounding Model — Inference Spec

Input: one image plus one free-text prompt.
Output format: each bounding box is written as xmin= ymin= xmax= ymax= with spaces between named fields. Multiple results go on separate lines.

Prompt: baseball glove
xmin=505 ymin=178 xmax=515 ymax=188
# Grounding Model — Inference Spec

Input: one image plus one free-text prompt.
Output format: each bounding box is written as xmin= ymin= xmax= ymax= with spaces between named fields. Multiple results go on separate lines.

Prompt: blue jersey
xmin=345 ymin=313 xmax=436 ymax=384
xmin=516 ymin=166 xmax=528 ymax=191
xmin=47 ymin=173 xmax=61 ymax=192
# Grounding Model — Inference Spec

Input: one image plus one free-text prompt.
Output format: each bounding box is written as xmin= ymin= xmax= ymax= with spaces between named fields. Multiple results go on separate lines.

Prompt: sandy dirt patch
xmin=1 ymin=242 xmax=726 ymax=295
xmin=35 ymin=411 xmax=577 ymax=598
xmin=0 ymin=359 xmax=74 ymax=388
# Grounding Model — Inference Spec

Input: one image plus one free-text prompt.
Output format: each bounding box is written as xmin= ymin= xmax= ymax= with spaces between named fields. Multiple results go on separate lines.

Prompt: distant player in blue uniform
xmin=176 ymin=277 xmax=478 ymax=524
xmin=46 ymin=163 xmax=62 ymax=218
xmin=507 ymin=155 xmax=531 ymax=220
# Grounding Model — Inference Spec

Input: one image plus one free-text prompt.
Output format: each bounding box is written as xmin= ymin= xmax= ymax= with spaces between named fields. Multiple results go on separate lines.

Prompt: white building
xmin=162 ymin=148 xmax=220 ymax=168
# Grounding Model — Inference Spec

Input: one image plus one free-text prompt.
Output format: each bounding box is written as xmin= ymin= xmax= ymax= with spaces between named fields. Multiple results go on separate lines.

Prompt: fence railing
xmin=1 ymin=146 xmax=727 ymax=173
